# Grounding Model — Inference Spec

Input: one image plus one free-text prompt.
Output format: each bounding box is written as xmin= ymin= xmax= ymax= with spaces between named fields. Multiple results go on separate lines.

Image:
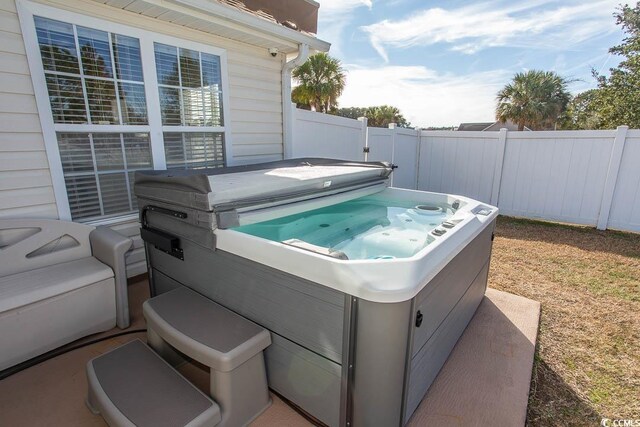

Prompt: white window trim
xmin=17 ymin=0 xmax=234 ymax=222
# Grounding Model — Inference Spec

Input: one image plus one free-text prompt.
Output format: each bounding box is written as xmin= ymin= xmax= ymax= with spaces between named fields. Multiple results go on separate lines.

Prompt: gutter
xmin=282 ymin=44 xmax=310 ymax=159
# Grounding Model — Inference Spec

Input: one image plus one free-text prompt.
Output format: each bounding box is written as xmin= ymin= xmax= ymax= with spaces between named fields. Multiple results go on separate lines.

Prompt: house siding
xmin=0 ymin=0 xmax=58 ymax=220
xmin=1 ymin=0 xmax=286 ymax=276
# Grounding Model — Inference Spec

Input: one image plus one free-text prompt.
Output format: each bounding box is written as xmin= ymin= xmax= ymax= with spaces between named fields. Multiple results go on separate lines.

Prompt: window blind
xmin=164 ymin=133 xmax=225 ymax=170
xmin=33 ymin=15 xmax=228 ymax=221
xmin=56 ymin=132 xmax=152 ymax=220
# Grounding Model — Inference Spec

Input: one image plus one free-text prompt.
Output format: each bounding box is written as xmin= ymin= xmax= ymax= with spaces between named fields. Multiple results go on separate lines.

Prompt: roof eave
xmin=170 ymin=0 xmax=331 ymax=52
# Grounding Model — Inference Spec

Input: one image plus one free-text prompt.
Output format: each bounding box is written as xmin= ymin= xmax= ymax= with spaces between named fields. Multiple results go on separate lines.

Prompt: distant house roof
xmin=457 ymin=122 xmax=495 ymax=131
xmin=457 ymin=120 xmax=531 ymax=131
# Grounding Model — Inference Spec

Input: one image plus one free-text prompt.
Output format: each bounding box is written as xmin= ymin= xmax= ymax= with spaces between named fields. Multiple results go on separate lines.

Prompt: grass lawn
xmin=489 ymin=217 xmax=640 ymax=426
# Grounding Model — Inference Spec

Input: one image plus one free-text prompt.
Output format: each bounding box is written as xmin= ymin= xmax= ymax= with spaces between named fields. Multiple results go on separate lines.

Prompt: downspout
xmin=282 ymin=44 xmax=310 ymax=159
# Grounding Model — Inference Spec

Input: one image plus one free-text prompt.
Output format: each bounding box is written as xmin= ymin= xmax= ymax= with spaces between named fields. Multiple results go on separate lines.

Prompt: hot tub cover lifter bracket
xmin=140 ymin=205 xmax=187 ymax=260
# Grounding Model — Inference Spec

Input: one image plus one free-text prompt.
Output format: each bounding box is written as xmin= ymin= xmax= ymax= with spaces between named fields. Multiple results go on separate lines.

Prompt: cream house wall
xmin=0 ymin=0 xmax=58 ymax=219
xmin=1 ymin=0 xmax=287 ymax=276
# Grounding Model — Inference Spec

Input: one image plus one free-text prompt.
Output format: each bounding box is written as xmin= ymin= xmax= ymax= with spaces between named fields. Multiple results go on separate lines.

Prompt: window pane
xmin=112 ymin=34 xmax=143 ymax=82
xmin=204 ymin=87 xmax=223 ymax=126
xmin=164 ymin=132 xmax=225 ymax=169
xmin=155 ymin=44 xmax=224 ymax=127
xmin=58 ymin=133 xmax=93 ymax=173
xmin=77 ymin=27 xmax=113 ymax=78
xmin=154 ymin=43 xmax=179 ymax=86
xmin=35 ymin=16 xmax=153 ymax=222
xmin=201 ymin=53 xmax=221 ymax=87
xmin=45 ymin=75 xmax=87 ymax=123
xmin=57 ymin=132 xmax=152 ymax=221
xmin=201 ymin=53 xmax=223 ymax=126
xmin=93 ymin=133 xmax=124 ymax=171
xmin=159 ymin=87 xmax=182 ymax=125
xmin=179 ymin=48 xmax=201 ymax=88
xmin=85 ymin=78 xmax=118 ymax=124
xmin=35 ymin=16 xmax=79 ymax=74
xmin=37 ymin=17 xmax=147 ymax=132
xmin=99 ymin=172 xmax=130 ymax=214
xmin=182 ymin=88 xmax=205 ymax=126
xmin=119 ymin=82 xmax=148 ymax=125
xmin=124 ymin=134 xmax=152 ymax=168
xmin=65 ymin=175 xmax=101 ymax=220
xmin=163 ymin=133 xmax=184 ymax=167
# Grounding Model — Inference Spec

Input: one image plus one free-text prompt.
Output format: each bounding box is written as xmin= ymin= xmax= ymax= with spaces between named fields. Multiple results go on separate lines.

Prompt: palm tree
xmin=292 ymin=53 xmax=346 ymax=113
xmin=496 ymin=70 xmax=572 ymax=130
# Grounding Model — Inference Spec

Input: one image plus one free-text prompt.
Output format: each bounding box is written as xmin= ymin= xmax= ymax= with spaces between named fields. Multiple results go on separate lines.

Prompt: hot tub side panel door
xmin=403 ymin=220 xmax=496 ymax=422
xmin=352 ymin=299 xmax=413 ymax=427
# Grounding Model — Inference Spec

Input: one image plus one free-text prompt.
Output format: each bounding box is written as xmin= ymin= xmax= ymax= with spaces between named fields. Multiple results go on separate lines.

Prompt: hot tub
xmin=135 ymin=159 xmax=498 ymax=427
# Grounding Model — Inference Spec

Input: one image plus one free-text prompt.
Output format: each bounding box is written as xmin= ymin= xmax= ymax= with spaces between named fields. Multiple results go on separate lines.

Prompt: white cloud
xmin=361 ymin=0 xmax=619 ymax=62
xmin=319 ymin=0 xmax=372 ymax=14
xmin=317 ymin=0 xmax=372 ymax=58
xmin=339 ymin=65 xmax=509 ymax=127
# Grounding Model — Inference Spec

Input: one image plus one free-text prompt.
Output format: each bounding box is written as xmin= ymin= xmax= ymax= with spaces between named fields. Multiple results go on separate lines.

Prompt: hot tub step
xmin=86 ymin=339 xmax=221 ymax=427
xmin=143 ymin=287 xmax=272 ymax=427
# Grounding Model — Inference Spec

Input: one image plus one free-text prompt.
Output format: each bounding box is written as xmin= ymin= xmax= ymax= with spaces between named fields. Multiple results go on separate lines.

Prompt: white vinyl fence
xmin=292 ymin=108 xmax=366 ymax=161
xmin=292 ymin=108 xmax=640 ymax=233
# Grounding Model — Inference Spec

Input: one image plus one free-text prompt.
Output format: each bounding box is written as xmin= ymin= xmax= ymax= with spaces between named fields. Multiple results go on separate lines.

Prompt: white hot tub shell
xmin=134 ymin=158 xmax=498 ymax=427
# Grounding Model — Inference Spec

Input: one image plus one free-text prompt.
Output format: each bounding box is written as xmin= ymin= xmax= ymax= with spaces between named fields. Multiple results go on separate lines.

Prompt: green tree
xmin=333 ymin=105 xmax=411 ymax=128
xmin=558 ymin=90 xmax=602 ymax=129
xmin=496 ymin=70 xmax=572 ymax=130
xmin=291 ymin=53 xmax=346 ymax=113
xmin=591 ymin=2 xmax=640 ymax=128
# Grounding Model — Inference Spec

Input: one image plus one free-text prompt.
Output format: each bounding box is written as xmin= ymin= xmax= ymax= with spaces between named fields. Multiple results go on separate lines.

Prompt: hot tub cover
xmin=134 ymin=158 xmax=394 ymax=229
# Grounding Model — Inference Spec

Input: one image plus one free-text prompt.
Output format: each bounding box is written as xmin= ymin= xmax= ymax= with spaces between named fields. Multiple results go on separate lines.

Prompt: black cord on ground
xmin=0 ymin=328 xmax=147 ymax=381
xmin=2 ymin=328 xmax=326 ymax=427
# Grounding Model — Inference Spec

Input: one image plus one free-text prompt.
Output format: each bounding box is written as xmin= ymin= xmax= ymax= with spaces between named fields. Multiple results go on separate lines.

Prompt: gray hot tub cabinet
xmin=135 ymin=159 xmax=496 ymax=427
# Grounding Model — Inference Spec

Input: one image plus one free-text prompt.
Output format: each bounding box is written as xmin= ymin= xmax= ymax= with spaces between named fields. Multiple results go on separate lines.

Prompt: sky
xmin=316 ymin=0 xmax=626 ymax=127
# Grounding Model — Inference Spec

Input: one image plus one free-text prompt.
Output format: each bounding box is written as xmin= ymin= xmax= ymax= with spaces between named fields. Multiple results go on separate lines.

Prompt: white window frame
xmin=17 ymin=0 xmax=234 ymax=223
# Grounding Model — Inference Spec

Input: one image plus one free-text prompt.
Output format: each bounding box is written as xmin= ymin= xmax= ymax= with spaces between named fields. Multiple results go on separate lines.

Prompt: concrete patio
xmin=0 ymin=277 xmax=540 ymax=426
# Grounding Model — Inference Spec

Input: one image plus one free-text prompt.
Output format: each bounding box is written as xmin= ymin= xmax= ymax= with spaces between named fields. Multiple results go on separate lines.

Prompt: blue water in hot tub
xmin=233 ymin=195 xmax=454 ymax=260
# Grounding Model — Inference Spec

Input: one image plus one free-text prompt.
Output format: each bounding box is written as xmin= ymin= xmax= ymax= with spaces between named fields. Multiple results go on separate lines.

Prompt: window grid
xmin=155 ymin=43 xmax=223 ymax=128
xmin=30 ymin=12 xmax=229 ymax=222
xmin=72 ymin=24 xmax=94 ymax=124
xmin=155 ymin=42 xmax=226 ymax=171
xmin=58 ymin=132 xmax=152 ymax=221
xmin=42 ymin=69 xmax=143 ymax=87
xmin=106 ymin=30 xmax=124 ymax=126
xmin=176 ymin=45 xmax=185 ymax=126
xmin=164 ymin=132 xmax=225 ymax=170
xmin=37 ymin=17 xmax=148 ymax=125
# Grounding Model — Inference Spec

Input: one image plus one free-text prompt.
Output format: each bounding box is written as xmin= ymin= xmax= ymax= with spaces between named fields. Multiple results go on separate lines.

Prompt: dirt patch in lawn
xmin=489 ymin=216 xmax=640 ymax=426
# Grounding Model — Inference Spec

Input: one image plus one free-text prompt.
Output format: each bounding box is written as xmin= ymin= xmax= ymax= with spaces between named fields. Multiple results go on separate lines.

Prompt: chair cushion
xmin=0 ymin=257 xmax=113 ymax=313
